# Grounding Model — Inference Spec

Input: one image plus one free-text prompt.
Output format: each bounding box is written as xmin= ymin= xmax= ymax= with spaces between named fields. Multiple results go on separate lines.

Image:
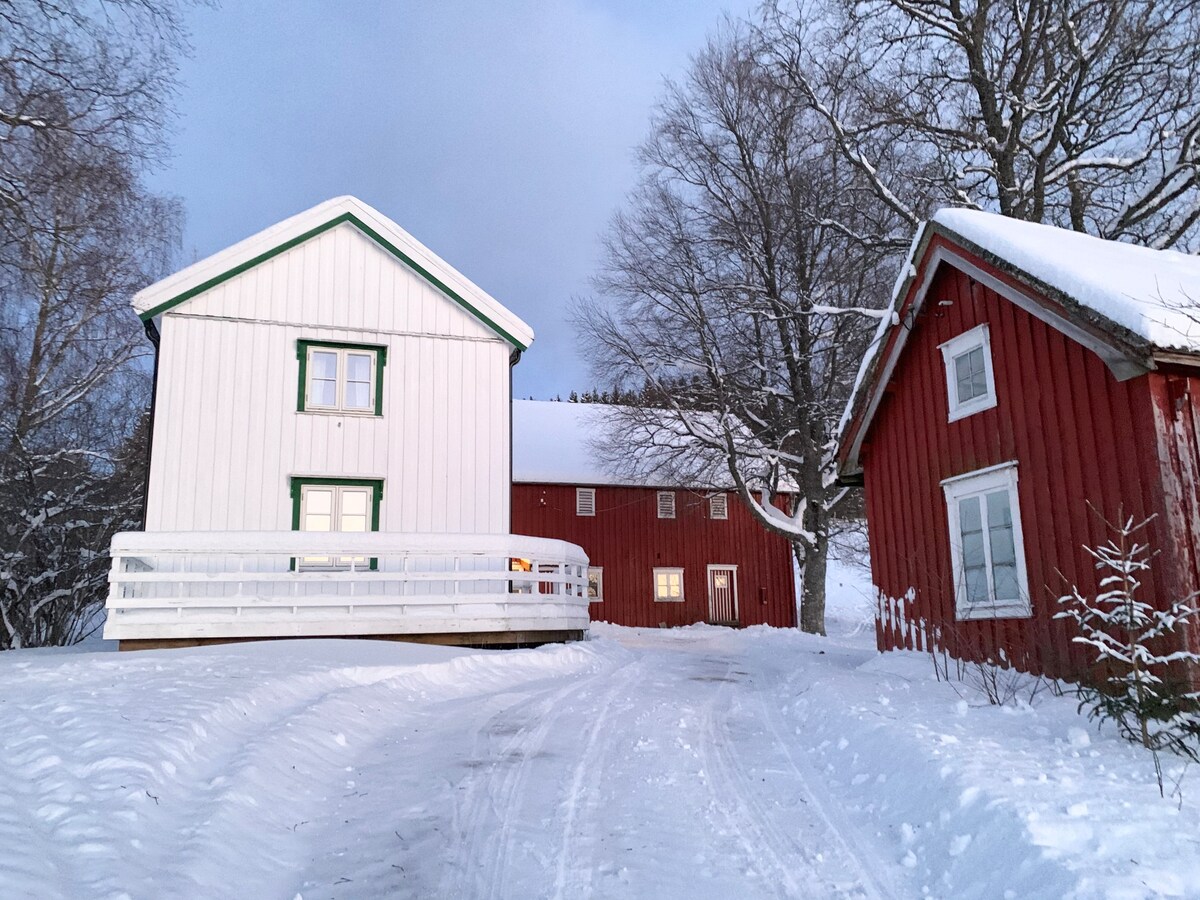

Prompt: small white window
xmin=938 ymin=324 xmax=997 ymax=422
xmin=942 ymin=462 xmax=1031 ymax=620
xmin=576 ymin=487 xmax=596 ymax=516
xmin=587 ymin=567 xmax=603 ymax=601
xmin=654 ymin=567 xmax=684 ymax=602
xmin=709 ymin=494 xmax=728 ymax=520
xmin=657 ymin=491 xmax=676 ymax=519
xmin=303 ymin=344 xmax=381 ymax=414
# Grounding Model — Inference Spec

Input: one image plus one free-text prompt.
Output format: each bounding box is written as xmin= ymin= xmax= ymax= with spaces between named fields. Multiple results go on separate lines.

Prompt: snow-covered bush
xmin=1055 ymin=513 xmax=1200 ymax=785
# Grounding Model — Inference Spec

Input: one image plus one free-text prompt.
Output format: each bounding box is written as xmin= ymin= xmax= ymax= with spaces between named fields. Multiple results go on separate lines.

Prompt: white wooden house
xmin=103 ymin=196 xmax=589 ymax=648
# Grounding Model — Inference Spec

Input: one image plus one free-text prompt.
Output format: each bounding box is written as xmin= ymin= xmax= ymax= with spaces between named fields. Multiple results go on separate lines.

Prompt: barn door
xmin=707 ymin=566 xmax=738 ymax=625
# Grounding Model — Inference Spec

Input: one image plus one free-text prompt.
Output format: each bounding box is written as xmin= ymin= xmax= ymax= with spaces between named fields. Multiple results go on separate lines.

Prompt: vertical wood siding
xmin=863 ymin=258 xmax=1174 ymax=678
xmin=512 ymin=484 xmax=797 ymax=628
xmin=146 ymin=223 xmax=511 ymax=535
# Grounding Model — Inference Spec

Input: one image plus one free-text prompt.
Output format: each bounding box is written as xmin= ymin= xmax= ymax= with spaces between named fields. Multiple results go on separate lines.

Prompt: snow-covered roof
xmin=133 ymin=195 xmax=535 ymax=350
xmin=836 ymin=209 xmax=1200 ymax=482
xmin=932 ymin=209 xmax=1200 ymax=354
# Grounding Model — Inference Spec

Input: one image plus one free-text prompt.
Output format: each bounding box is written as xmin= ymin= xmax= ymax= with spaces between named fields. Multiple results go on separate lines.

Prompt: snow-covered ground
xmin=1 ymin=557 xmax=1197 ymax=899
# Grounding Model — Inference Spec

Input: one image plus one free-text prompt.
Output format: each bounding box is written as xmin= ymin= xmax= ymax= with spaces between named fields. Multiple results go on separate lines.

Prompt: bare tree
xmin=576 ymin=23 xmax=900 ymax=634
xmin=769 ymin=0 xmax=1200 ymax=248
xmin=0 ymin=1 xmax=191 ymax=648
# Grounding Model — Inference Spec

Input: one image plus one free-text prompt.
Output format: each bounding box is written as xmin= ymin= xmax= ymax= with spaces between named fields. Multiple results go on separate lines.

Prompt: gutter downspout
xmin=140 ymin=317 xmax=161 ymax=531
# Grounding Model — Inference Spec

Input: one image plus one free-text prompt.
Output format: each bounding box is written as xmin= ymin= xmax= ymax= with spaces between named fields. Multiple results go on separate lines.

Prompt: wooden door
xmin=707 ymin=566 xmax=738 ymax=625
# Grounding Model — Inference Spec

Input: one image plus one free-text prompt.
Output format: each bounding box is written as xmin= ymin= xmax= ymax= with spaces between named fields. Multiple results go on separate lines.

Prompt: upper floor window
xmin=297 ymin=340 xmax=387 ymax=416
xmin=938 ymin=324 xmax=997 ymax=422
xmin=657 ymin=491 xmax=676 ymax=519
xmin=942 ymin=462 xmax=1031 ymax=620
xmin=576 ymin=487 xmax=596 ymax=516
xmin=709 ymin=493 xmax=728 ymax=520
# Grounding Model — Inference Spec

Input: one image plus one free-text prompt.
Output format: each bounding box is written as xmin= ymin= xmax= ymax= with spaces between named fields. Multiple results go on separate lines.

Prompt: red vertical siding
xmin=512 ymin=484 xmax=797 ymax=629
xmin=863 ymin=259 xmax=1174 ymax=679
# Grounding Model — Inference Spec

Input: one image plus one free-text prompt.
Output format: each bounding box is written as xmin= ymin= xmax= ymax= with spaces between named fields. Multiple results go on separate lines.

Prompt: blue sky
xmin=150 ymin=1 xmax=755 ymax=397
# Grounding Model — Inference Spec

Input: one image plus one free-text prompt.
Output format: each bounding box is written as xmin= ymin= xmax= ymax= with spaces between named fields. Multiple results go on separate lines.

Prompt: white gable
xmin=134 ymin=196 xmax=534 ymax=350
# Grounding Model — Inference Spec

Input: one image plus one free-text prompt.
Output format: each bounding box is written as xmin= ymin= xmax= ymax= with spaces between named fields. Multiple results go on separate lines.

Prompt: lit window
xmin=709 ymin=494 xmax=728 ymax=520
xmin=298 ymin=340 xmax=386 ymax=415
xmin=942 ymin=462 xmax=1031 ymax=620
xmin=293 ymin=479 xmax=380 ymax=569
xmin=938 ymin=324 xmax=997 ymax=421
xmin=576 ymin=487 xmax=596 ymax=516
xmin=657 ymin=491 xmax=676 ymax=519
xmin=654 ymin=567 xmax=684 ymax=602
xmin=587 ymin=567 xmax=603 ymax=601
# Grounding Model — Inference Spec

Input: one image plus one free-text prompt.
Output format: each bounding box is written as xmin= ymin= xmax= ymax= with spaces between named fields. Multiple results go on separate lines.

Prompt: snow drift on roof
xmin=934 ymin=208 xmax=1200 ymax=354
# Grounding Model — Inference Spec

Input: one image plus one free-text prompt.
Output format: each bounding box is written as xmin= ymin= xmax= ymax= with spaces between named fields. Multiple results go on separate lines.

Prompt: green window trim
xmin=297 ymin=339 xmax=387 ymax=416
xmin=289 ymin=477 xmax=384 ymax=571
xmin=138 ymin=211 xmax=528 ymax=351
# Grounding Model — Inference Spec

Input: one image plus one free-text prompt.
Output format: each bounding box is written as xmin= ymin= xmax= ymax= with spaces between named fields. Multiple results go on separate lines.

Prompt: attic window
xmin=657 ymin=491 xmax=676 ymax=519
xmin=576 ymin=487 xmax=596 ymax=516
xmin=709 ymin=494 xmax=728 ymax=520
xmin=938 ymin=324 xmax=997 ymax=422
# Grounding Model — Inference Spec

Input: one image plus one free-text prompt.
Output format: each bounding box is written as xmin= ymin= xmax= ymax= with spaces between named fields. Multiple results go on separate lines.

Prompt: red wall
xmin=862 ymin=249 xmax=1178 ymax=678
xmin=512 ymin=484 xmax=797 ymax=628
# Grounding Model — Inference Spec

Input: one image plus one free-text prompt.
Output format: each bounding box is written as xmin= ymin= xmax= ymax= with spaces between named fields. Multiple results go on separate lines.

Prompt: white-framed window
xmin=576 ymin=487 xmax=596 ymax=516
xmin=300 ymin=342 xmax=382 ymax=415
xmin=938 ymin=323 xmax=997 ymax=422
xmin=709 ymin=493 xmax=728 ymax=520
xmin=587 ymin=567 xmax=603 ymax=601
xmin=657 ymin=491 xmax=676 ymax=519
xmin=296 ymin=480 xmax=379 ymax=568
xmin=942 ymin=462 xmax=1031 ymax=620
xmin=654 ymin=567 xmax=684 ymax=602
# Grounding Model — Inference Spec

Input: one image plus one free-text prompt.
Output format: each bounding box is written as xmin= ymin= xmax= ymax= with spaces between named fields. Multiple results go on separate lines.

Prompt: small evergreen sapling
xmin=1055 ymin=513 xmax=1200 ymax=788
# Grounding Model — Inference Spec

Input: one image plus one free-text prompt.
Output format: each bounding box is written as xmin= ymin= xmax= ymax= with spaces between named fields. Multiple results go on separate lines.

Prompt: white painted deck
xmin=103 ymin=531 xmax=589 ymax=642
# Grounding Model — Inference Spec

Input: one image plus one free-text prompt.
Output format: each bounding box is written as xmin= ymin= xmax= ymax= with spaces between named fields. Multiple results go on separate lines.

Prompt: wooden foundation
xmin=117 ymin=630 xmax=586 ymax=652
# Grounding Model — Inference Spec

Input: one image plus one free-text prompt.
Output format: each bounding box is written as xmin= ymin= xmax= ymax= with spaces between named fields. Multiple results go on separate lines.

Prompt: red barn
xmin=838 ymin=209 xmax=1200 ymax=680
xmin=511 ymin=400 xmax=797 ymax=628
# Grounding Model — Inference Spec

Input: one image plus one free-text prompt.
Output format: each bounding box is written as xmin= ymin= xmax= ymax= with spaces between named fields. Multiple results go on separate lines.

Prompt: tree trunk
xmin=795 ymin=538 xmax=828 ymax=635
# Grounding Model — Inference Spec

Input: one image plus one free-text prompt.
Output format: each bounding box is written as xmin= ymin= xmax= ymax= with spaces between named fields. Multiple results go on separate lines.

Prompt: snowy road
xmin=2 ymin=618 xmax=1197 ymax=899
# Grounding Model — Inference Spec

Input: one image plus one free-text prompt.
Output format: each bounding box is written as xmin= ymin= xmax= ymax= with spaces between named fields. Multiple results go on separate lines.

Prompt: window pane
xmin=993 ymin=563 xmax=1020 ymax=601
xmin=965 ymin=565 xmax=989 ymax=605
xmin=341 ymin=490 xmax=369 ymax=516
xmin=340 ymin=514 xmax=368 ymax=533
xmin=304 ymin=513 xmax=332 ymax=532
xmin=305 ymin=489 xmax=333 ymax=515
xmin=311 ymin=350 xmax=338 ymax=381
xmin=310 ymin=377 xmax=337 ymax=407
xmin=346 ymin=353 xmax=372 ymax=383
xmin=954 ymin=346 xmax=987 ymax=404
xmin=958 ymin=495 xmax=982 ymax=539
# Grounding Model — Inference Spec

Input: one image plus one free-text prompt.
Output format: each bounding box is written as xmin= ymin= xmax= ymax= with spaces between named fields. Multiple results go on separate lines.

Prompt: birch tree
xmin=577 ymin=24 xmax=900 ymax=634
xmin=0 ymin=1 xmax=190 ymax=648
xmin=768 ymin=0 xmax=1200 ymax=248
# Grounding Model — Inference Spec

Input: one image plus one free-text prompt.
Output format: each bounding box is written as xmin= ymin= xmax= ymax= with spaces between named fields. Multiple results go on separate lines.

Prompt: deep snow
xmin=1 ymin=559 xmax=1197 ymax=899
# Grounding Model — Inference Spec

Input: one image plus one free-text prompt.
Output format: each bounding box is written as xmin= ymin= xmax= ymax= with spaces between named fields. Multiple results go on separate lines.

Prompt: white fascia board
xmin=131 ymin=196 xmax=535 ymax=350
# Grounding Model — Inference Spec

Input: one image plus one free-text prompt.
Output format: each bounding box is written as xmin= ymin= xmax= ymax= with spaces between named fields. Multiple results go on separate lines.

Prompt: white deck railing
xmin=103 ymin=531 xmax=590 ymax=642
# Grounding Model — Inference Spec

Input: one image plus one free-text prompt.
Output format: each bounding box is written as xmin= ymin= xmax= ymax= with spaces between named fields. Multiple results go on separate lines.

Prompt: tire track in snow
xmin=443 ymin=648 xmax=637 ymax=900
xmin=746 ymin=677 xmax=897 ymax=900
xmin=549 ymin=657 xmax=643 ymax=900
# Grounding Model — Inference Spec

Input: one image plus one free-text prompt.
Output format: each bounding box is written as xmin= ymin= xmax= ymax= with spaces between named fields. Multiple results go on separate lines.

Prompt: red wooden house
xmin=838 ymin=209 xmax=1200 ymax=680
xmin=511 ymin=400 xmax=797 ymax=628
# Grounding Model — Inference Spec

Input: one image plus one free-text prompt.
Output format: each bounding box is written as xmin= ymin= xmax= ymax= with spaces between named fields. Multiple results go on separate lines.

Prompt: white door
xmin=707 ymin=566 xmax=738 ymax=624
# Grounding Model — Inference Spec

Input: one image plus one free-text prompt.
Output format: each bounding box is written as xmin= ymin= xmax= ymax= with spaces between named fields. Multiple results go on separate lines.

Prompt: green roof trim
xmin=138 ymin=211 xmax=528 ymax=351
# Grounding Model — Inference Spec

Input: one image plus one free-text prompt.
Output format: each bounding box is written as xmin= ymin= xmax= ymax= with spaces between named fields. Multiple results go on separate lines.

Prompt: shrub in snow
xmin=1055 ymin=513 xmax=1200 ymax=785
